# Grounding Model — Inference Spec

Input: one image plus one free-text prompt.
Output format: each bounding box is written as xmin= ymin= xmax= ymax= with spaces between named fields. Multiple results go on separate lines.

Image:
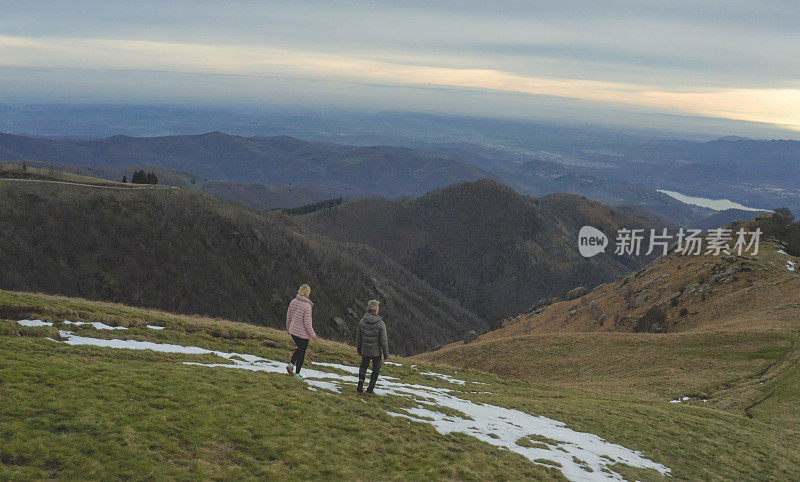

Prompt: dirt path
xmin=0 ymin=177 xmax=178 ymax=190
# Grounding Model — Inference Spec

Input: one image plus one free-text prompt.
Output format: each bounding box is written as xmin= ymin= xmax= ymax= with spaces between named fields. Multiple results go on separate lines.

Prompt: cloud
xmin=0 ymin=1 xmax=798 ymax=133
xmin=1 ymin=33 xmax=798 ymax=130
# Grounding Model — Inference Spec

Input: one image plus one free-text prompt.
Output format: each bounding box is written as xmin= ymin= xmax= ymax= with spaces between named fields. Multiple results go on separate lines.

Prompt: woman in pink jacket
xmin=285 ymin=283 xmax=318 ymax=380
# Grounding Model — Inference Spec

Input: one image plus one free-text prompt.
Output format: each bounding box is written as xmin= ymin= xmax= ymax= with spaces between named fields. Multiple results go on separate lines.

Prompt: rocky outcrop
xmin=567 ymin=287 xmax=588 ymax=300
xmin=329 ymin=317 xmax=349 ymax=336
xmin=633 ymin=306 xmax=667 ymax=333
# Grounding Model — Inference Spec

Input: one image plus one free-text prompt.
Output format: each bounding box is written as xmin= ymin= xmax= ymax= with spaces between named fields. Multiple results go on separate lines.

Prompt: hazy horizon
xmin=1 ymin=1 xmax=799 ymax=138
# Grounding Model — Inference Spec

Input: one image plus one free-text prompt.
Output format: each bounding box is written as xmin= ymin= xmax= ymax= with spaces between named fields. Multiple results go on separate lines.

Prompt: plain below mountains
xmin=297 ymin=179 xmax=674 ymax=323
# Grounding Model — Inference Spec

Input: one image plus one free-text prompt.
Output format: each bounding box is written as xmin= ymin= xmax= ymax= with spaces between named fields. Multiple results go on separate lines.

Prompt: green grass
xmin=419 ymin=331 xmax=795 ymax=408
xmin=1 ymin=163 xmax=139 ymax=187
xmin=2 ymin=291 xmax=800 ymax=480
xmin=0 ymin=340 xmax=558 ymax=481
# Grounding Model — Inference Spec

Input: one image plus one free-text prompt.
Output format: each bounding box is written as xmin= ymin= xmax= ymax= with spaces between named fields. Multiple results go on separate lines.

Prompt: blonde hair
xmin=366 ymin=299 xmax=380 ymax=313
xmin=298 ymin=284 xmax=311 ymax=297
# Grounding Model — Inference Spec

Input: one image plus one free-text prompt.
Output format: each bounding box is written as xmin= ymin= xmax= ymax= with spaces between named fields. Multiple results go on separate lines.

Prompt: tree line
xmin=283 ymin=197 xmax=344 ymax=215
xmin=123 ymin=171 xmax=159 ymax=185
xmin=758 ymin=207 xmax=800 ymax=256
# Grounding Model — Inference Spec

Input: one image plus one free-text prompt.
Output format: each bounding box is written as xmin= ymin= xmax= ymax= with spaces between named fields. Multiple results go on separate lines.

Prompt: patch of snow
xmin=45 ymin=327 xmax=670 ymax=480
xmin=312 ymin=361 xmax=362 ymax=375
xmin=420 ymin=371 xmax=468 ymax=385
xmin=777 ymin=249 xmax=787 ymax=255
xmin=147 ymin=325 xmax=165 ymax=330
xmin=420 ymin=371 xmax=487 ymax=386
xmin=787 ymin=260 xmax=796 ymax=271
xmin=63 ymin=320 xmax=127 ymax=330
xmin=17 ymin=319 xmax=52 ymax=327
xmin=384 ymin=361 xmax=402 ymax=366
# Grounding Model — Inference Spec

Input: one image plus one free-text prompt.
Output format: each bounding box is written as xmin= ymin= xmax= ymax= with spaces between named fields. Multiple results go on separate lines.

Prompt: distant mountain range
xmin=1 ymin=129 xmax=790 ymax=228
xmin=0 ymin=131 xmax=491 ymax=198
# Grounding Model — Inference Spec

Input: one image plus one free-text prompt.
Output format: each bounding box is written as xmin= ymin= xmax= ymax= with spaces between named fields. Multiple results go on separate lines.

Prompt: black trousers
xmin=358 ymin=356 xmax=383 ymax=392
xmin=290 ymin=335 xmax=309 ymax=373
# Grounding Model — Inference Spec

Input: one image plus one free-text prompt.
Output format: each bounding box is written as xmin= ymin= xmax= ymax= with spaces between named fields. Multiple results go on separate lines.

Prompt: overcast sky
xmin=1 ymin=0 xmax=799 ymax=134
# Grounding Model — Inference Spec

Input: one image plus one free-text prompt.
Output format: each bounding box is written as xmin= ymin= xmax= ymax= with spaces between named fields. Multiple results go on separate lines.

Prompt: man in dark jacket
xmin=356 ymin=299 xmax=389 ymax=394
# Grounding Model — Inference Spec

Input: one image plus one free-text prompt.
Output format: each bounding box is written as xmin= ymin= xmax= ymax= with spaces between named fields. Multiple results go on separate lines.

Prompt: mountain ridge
xmin=297 ymin=178 xmax=675 ymax=322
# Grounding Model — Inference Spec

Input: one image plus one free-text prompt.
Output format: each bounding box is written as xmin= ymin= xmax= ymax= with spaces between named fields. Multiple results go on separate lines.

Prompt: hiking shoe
xmin=357 ymin=380 xmax=364 ymax=393
xmin=294 ymin=373 xmax=304 ymax=381
xmin=286 ymin=364 xmax=294 ymax=375
xmin=365 ymin=390 xmax=374 ymax=395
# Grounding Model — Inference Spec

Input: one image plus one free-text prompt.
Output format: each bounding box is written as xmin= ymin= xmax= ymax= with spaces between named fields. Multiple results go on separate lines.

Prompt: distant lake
xmin=658 ymin=189 xmax=766 ymax=212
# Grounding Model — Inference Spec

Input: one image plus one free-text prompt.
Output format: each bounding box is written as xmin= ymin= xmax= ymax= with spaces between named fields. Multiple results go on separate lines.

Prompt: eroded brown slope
xmin=487 ymin=240 xmax=800 ymax=339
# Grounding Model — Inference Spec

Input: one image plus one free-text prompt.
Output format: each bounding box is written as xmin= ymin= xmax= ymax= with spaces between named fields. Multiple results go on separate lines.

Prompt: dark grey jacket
xmin=357 ymin=313 xmax=389 ymax=358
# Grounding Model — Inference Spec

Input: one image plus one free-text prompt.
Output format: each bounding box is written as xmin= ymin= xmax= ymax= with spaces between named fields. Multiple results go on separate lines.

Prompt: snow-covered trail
xmin=20 ymin=320 xmax=670 ymax=481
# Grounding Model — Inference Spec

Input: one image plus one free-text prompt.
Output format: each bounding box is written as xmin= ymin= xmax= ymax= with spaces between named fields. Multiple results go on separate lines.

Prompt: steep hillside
xmin=297 ymin=179 xmax=674 ymax=323
xmin=477 ymin=238 xmax=800 ymax=338
xmin=0 ymin=179 xmax=485 ymax=354
xmin=418 ymin=225 xmax=800 ymax=431
xmin=0 ymin=132 xmax=492 ymax=198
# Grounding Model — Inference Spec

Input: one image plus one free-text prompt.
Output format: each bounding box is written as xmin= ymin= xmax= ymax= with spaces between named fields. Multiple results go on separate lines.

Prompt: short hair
xmin=366 ymin=299 xmax=380 ymax=313
xmin=298 ymin=284 xmax=311 ymax=296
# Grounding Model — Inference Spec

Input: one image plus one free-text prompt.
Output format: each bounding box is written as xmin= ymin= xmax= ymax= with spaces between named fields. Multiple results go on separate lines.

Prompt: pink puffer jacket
xmin=286 ymin=295 xmax=317 ymax=339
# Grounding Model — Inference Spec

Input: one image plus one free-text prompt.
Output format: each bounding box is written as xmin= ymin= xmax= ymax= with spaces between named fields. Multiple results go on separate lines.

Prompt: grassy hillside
xmin=0 ymin=180 xmax=484 ymax=354
xmin=0 ymin=132 xmax=492 ymax=198
xmin=2 ymin=290 xmax=799 ymax=480
xmin=298 ymin=179 xmax=674 ymax=323
xmin=0 ymin=163 xmax=143 ymax=188
xmin=417 ymin=238 xmax=800 ymax=440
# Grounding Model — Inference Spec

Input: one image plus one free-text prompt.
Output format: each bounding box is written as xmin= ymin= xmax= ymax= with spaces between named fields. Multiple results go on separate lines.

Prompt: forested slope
xmin=298 ymin=179 xmax=674 ymax=322
xmin=0 ymin=181 xmax=484 ymax=354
